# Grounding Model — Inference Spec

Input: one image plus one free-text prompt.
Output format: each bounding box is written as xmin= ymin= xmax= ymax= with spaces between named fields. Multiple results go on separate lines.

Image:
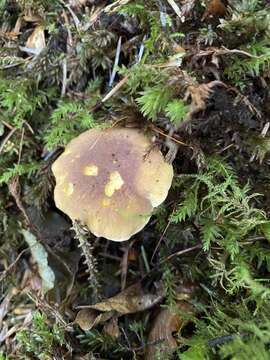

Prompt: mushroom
xmin=52 ymin=127 xmax=173 ymax=241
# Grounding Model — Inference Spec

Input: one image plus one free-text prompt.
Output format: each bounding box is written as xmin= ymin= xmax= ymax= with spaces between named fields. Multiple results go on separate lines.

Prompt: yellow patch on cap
xmin=101 ymin=198 xmax=111 ymax=207
xmin=63 ymin=182 xmax=74 ymax=196
xmin=62 ymin=149 xmax=72 ymax=156
xmin=83 ymin=165 xmax=98 ymax=176
xmin=104 ymin=171 xmax=124 ymax=197
xmin=58 ymin=174 xmax=66 ymax=185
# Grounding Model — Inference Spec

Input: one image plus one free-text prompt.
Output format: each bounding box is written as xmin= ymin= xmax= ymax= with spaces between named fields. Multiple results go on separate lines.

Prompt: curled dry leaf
xmin=177 ymin=80 xmax=226 ymax=132
xmin=145 ymin=301 xmax=193 ymax=360
xmin=75 ymin=309 xmax=114 ymax=331
xmin=79 ymin=283 xmax=164 ymax=315
xmin=25 ymin=26 xmax=46 ymax=54
xmin=23 ymin=10 xmax=44 ymax=23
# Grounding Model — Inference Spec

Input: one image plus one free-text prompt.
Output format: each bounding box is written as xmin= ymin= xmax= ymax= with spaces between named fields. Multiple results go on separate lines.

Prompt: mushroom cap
xmin=52 ymin=127 xmax=173 ymax=241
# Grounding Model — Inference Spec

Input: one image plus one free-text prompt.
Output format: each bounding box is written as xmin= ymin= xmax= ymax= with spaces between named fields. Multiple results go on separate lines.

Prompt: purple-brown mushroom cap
xmin=52 ymin=127 xmax=173 ymax=241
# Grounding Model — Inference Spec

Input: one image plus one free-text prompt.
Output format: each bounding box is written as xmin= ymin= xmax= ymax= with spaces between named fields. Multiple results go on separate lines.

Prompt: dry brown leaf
xmin=145 ymin=301 xmax=193 ymax=360
xmin=103 ymin=317 xmax=120 ymax=339
xmin=202 ymin=0 xmax=227 ymax=21
xmin=185 ymin=80 xmax=226 ymax=121
xmin=13 ymin=17 xmax=22 ymax=35
xmin=25 ymin=26 xmax=46 ymax=53
xmin=79 ymin=283 xmax=163 ymax=315
xmin=75 ymin=309 xmax=114 ymax=331
xmin=23 ymin=13 xmax=43 ymax=23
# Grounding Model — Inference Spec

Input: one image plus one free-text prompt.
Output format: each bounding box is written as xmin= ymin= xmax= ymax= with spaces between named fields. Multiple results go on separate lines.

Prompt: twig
xmin=8 ymin=177 xmax=30 ymax=226
xmin=121 ymin=239 xmax=135 ymax=290
xmin=27 ymin=291 xmax=71 ymax=329
xmin=149 ymin=123 xmax=189 ymax=147
xmin=2 ymin=121 xmax=14 ymax=130
xmin=61 ymin=57 xmax=67 ymax=97
xmin=159 ymin=244 xmax=202 ymax=264
xmin=141 ymin=245 xmax=150 ymax=273
xmin=109 ymin=36 xmax=122 ymax=87
xmin=17 ymin=126 xmax=25 ymax=165
xmin=261 ymin=122 xmax=270 ymax=137
xmin=60 ymin=1 xmax=81 ymax=31
xmin=22 ymin=120 xmax=34 ymax=134
xmin=151 ymin=217 xmax=172 ymax=264
xmin=0 ymin=249 xmax=29 ymax=283
xmin=166 ymin=0 xmax=183 ymax=20
xmin=0 ymin=58 xmax=27 ymax=69
xmin=137 ymin=35 xmax=146 ymax=62
xmin=0 ymin=127 xmax=18 ymax=154
xmin=195 ymin=47 xmax=263 ymax=60
xmin=102 ymin=75 xmax=129 ymax=103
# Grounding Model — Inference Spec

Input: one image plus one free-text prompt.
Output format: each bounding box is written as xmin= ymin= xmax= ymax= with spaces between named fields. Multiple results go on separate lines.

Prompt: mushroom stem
xmin=72 ymin=220 xmax=100 ymax=300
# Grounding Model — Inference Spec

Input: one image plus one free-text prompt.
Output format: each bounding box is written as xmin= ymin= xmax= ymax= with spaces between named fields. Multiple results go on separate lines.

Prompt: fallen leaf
xmin=202 ymin=0 xmax=226 ymax=21
xmin=145 ymin=301 xmax=193 ymax=360
xmin=79 ymin=283 xmax=163 ymax=315
xmin=75 ymin=309 xmax=114 ymax=331
xmin=183 ymin=80 xmax=226 ymax=124
xmin=103 ymin=317 xmax=120 ymax=339
xmin=25 ymin=26 xmax=46 ymax=54
xmin=23 ymin=8 xmax=44 ymax=23
xmin=22 ymin=229 xmax=55 ymax=294
xmin=13 ymin=17 xmax=22 ymax=35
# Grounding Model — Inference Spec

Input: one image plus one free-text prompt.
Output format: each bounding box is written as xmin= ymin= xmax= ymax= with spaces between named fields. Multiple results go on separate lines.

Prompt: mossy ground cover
xmin=1 ymin=0 xmax=270 ymax=359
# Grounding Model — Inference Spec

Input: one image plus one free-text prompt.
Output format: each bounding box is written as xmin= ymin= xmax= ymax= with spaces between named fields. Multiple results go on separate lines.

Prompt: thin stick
xmin=151 ymin=219 xmax=171 ymax=263
xmin=150 ymin=124 xmax=189 ymax=147
xmin=166 ymin=0 xmax=182 ymax=20
xmin=141 ymin=245 xmax=150 ymax=273
xmin=0 ymin=127 xmax=18 ymax=154
xmin=17 ymin=126 xmax=25 ymax=165
xmin=2 ymin=121 xmax=14 ymax=130
xmin=102 ymin=75 xmax=129 ymax=103
xmin=109 ymin=36 xmax=122 ymax=87
xmin=159 ymin=244 xmax=202 ymax=264
xmin=61 ymin=57 xmax=67 ymax=97
xmin=0 ymin=249 xmax=29 ymax=283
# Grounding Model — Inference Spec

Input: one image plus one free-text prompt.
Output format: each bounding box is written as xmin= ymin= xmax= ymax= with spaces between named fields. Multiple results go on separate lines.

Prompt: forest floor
xmin=1 ymin=0 xmax=270 ymax=359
